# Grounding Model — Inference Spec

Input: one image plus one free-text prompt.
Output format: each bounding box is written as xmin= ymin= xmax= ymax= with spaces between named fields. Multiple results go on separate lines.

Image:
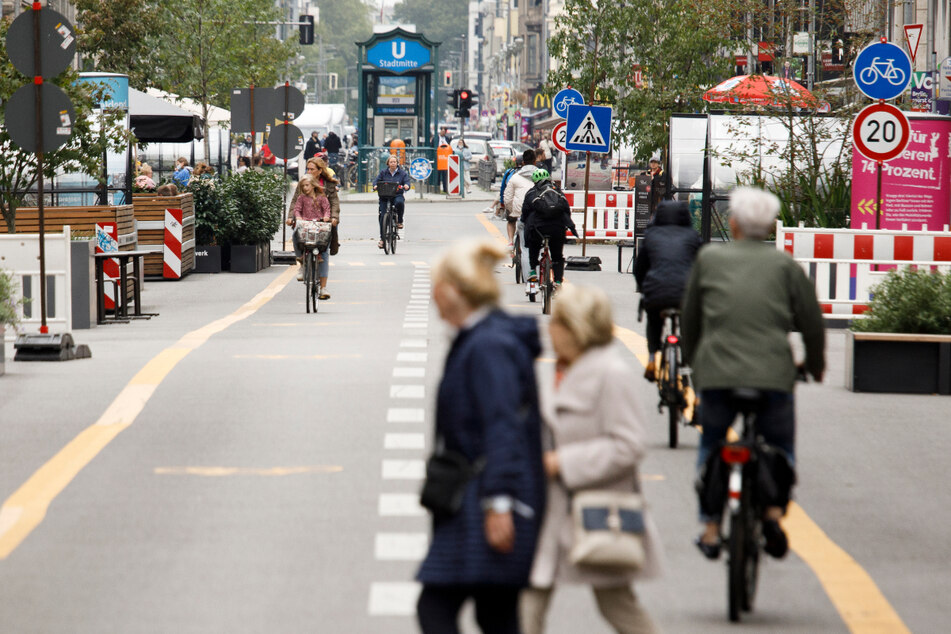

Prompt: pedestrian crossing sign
xmin=565 ymin=104 xmax=612 ymax=153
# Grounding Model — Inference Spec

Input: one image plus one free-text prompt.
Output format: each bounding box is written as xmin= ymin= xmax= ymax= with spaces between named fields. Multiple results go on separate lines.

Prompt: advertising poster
xmin=851 ymin=117 xmax=951 ymax=231
xmin=910 ymin=72 xmax=933 ymax=112
xmin=375 ymin=75 xmax=415 ymax=115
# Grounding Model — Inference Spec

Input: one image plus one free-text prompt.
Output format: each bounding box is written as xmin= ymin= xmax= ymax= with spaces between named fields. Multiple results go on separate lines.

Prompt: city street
xmin=0 ymin=198 xmax=946 ymax=633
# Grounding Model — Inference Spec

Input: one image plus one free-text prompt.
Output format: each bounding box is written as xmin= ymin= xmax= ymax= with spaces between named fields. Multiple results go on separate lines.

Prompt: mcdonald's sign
xmin=533 ymin=92 xmax=552 ymax=109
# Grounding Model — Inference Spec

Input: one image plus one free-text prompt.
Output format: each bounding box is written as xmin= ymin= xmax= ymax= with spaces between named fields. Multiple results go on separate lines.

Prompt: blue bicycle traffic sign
xmin=853 ymin=41 xmax=912 ymax=100
xmin=409 ymin=157 xmax=432 ymax=180
xmin=565 ymin=104 xmax=612 ymax=153
xmin=552 ymin=88 xmax=584 ymax=120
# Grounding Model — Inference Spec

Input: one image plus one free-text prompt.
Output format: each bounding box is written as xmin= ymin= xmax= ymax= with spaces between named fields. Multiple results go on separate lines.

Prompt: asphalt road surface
xmin=0 ymin=197 xmax=945 ymax=633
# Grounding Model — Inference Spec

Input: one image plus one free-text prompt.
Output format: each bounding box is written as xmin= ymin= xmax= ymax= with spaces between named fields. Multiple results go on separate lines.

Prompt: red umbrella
xmin=703 ymin=74 xmax=821 ymax=109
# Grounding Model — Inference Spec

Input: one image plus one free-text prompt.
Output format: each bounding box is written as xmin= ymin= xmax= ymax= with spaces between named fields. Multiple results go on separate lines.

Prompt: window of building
xmin=527 ymin=33 xmax=538 ymax=75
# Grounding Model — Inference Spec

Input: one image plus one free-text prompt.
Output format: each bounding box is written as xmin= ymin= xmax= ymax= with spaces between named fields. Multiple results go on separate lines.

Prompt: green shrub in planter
xmin=852 ymin=267 xmax=951 ymax=335
xmin=218 ymin=169 xmax=284 ymax=246
xmin=188 ymin=177 xmax=237 ymax=246
xmin=1 ymin=268 xmax=23 ymax=329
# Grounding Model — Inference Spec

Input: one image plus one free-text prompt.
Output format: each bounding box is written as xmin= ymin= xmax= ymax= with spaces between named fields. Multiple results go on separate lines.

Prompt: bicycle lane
xmin=478 ymin=213 xmax=909 ymax=633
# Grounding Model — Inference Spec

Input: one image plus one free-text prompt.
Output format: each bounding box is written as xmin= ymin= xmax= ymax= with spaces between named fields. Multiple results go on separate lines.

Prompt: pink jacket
xmin=293 ymin=194 xmax=331 ymax=222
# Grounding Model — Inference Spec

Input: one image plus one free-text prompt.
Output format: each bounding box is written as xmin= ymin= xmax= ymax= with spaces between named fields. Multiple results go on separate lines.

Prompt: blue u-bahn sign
xmin=367 ymin=37 xmax=432 ymax=74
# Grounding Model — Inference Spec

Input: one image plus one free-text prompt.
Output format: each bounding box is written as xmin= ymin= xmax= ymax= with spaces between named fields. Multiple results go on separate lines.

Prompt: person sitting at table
xmin=134 ymin=163 xmax=156 ymax=190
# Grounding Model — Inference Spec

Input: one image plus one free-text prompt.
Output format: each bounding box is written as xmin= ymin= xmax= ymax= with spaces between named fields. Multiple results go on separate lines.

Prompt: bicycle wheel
xmin=304 ymin=252 xmax=315 ymax=314
xmin=382 ymin=209 xmax=392 ymax=255
xmin=727 ymin=501 xmax=747 ymax=622
xmin=858 ymin=66 xmax=877 ymax=84
xmin=513 ymin=238 xmax=523 ymax=284
xmin=742 ymin=507 xmax=761 ymax=612
xmin=388 ymin=209 xmax=398 ymax=254
xmin=542 ymin=268 xmax=553 ymax=315
xmin=665 ymin=345 xmax=680 ymax=448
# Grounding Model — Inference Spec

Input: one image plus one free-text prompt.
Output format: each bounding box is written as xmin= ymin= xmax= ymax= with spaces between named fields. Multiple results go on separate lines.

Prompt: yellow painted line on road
xmin=0 ymin=266 xmax=299 ymax=560
xmin=476 ymin=213 xmax=509 ymax=247
xmin=154 ymin=465 xmax=343 ymax=477
xmin=348 ymin=262 xmax=366 ymax=267
xmin=784 ymin=503 xmax=910 ymax=633
xmin=380 ymin=262 xmax=396 ymax=266
xmin=614 ymin=324 xmax=909 ymax=633
xmin=250 ymin=322 xmax=363 ymax=327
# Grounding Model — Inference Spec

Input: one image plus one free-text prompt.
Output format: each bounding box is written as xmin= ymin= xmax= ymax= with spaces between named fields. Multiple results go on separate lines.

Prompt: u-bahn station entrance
xmin=356 ymin=27 xmax=439 ymax=190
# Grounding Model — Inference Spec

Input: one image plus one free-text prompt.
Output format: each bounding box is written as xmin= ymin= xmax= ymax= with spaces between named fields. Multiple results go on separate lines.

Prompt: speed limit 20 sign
xmin=852 ymin=102 xmax=910 ymax=162
xmin=551 ymin=121 xmax=568 ymax=154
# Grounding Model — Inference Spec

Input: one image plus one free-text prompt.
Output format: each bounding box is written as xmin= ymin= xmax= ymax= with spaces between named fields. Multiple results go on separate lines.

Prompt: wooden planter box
xmin=132 ymin=193 xmax=196 ymax=278
xmin=846 ymin=331 xmax=951 ymax=395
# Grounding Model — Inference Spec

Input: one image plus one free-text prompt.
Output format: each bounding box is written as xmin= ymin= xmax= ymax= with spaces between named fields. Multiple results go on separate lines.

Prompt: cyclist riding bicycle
xmin=634 ymin=200 xmax=702 ymax=382
xmin=681 ymin=187 xmax=825 ymax=561
xmin=288 ymin=175 xmax=332 ymax=289
xmin=372 ymin=155 xmax=410 ymax=249
xmin=522 ymin=168 xmax=578 ymax=287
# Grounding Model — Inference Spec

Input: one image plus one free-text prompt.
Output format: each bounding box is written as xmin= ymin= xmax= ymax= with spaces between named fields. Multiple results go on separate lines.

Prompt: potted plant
xmin=846 ymin=267 xmax=951 ymax=394
xmin=1 ymin=268 xmax=25 ymax=376
xmin=219 ymin=170 xmax=283 ymax=273
xmin=189 ymin=177 xmax=236 ymax=274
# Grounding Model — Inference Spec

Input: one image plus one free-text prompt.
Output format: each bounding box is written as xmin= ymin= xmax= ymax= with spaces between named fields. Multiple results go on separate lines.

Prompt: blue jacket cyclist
xmin=373 ymin=155 xmax=411 ymax=249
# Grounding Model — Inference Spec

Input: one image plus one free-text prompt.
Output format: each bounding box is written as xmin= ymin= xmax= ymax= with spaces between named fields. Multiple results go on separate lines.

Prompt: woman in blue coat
xmin=418 ymin=238 xmax=547 ymax=634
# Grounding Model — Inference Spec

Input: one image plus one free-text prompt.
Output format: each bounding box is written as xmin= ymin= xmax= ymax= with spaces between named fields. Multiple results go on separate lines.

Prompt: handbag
xmin=569 ymin=489 xmax=647 ymax=569
xmin=420 ymin=428 xmax=485 ymax=516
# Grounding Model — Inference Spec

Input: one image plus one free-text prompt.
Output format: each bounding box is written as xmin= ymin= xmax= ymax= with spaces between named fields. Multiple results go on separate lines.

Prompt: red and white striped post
xmin=163 ymin=208 xmax=183 ymax=279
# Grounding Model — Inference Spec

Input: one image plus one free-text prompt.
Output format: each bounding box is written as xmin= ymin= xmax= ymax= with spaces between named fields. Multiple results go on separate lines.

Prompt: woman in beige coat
xmin=521 ymin=284 xmax=661 ymax=634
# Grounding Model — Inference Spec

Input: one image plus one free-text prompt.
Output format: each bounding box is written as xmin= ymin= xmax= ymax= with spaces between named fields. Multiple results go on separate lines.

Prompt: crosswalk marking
xmin=375 ymin=533 xmax=429 ymax=561
xmin=382 ymin=459 xmax=425 ymax=480
xmin=368 ymin=582 xmax=422 ymax=616
xmin=390 ymin=385 xmax=425 ymax=399
xmin=399 ymin=339 xmax=428 ymax=348
xmin=384 ymin=433 xmax=426 ymax=450
xmin=397 ymin=352 xmax=427 ymax=362
xmin=387 ymin=408 xmax=425 ymax=423
xmin=378 ymin=493 xmax=426 ymax=516
xmin=393 ymin=367 xmax=425 ymax=378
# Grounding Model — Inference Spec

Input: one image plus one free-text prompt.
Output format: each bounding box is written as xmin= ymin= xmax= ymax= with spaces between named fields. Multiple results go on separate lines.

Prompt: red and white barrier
xmin=95 ymin=222 xmax=119 ymax=311
xmin=163 ymin=208 xmax=183 ymax=279
xmin=566 ymin=207 xmax=637 ymax=239
xmin=776 ymin=221 xmax=951 ymax=315
xmin=447 ymin=155 xmax=461 ymax=197
xmin=564 ymin=191 xmax=636 ymax=210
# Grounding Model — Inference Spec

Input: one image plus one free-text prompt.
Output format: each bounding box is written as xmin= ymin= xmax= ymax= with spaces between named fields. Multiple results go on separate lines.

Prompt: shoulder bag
xmin=569 ymin=488 xmax=647 ymax=570
xmin=419 ymin=432 xmax=485 ymax=517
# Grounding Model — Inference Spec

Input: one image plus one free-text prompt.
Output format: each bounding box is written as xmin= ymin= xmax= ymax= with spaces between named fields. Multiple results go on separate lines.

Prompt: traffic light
xmin=446 ymin=89 xmax=459 ymax=108
xmin=299 ymin=15 xmax=315 ymax=45
xmin=328 ymin=72 xmax=338 ymax=91
xmin=456 ymin=89 xmax=478 ymax=118
xmin=443 ymin=70 xmax=452 ymax=87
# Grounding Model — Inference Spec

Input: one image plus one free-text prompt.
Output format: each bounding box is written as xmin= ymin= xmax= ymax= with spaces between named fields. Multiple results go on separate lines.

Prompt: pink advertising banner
xmin=851 ymin=117 xmax=951 ymax=231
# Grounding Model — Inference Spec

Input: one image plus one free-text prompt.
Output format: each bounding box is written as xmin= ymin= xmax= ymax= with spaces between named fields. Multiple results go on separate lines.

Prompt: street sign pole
xmin=282 ymin=82 xmax=289 ymax=247
xmin=876 ymin=159 xmax=883 ymax=230
xmin=581 ymin=151 xmax=590 ymax=256
xmin=32 ymin=7 xmax=47 ymax=333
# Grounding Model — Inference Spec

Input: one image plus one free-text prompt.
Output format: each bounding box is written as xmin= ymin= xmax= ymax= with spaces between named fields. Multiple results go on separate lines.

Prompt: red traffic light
xmin=459 ymin=91 xmax=469 ymax=100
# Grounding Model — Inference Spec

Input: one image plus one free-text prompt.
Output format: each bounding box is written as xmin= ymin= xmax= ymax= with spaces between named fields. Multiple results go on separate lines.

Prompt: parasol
xmin=702 ymin=75 xmax=825 ymax=110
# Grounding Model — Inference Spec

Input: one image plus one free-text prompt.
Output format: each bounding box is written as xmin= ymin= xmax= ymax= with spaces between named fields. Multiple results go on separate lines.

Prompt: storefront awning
xmin=129 ymin=88 xmax=204 ymax=143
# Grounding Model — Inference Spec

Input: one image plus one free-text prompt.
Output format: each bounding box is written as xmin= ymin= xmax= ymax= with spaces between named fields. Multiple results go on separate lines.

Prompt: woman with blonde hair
xmin=416 ymin=239 xmax=546 ymax=634
xmin=521 ymin=283 xmax=661 ymax=634
xmin=287 ymin=175 xmax=331 ymax=293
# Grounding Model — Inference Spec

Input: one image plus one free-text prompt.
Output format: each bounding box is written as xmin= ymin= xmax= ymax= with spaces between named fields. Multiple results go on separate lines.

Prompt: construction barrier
xmin=447 ymin=155 xmax=461 ymax=197
xmin=564 ymin=190 xmax=636 ymax=209
xmin=132 ymin=193 xmax=195 ymax=278
xmin=163 ymin=208 xmax=183 ymax=279
xmin=776 ymin=220 xmax=951 ymax=316
xmin=0 ymin=226 xmax=72 ymax=332
xmin=95 ymin=223 xmax=120 ymax=311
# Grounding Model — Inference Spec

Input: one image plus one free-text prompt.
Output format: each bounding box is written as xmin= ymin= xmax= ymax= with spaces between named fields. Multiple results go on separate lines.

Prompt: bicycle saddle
xmin=731 ymin=388 xmax=765 ymax=412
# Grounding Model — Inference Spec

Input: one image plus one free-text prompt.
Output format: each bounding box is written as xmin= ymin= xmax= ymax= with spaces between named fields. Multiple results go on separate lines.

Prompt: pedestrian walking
xmin=323 ymin=130 xmax=343 ymax=168
xmin=417 ymin=238 xmax=547 ymax=634
xmin=521 ymin=283 xmax=661 ymax=634
xmin=456 ymin=139 xmax=473 ymax=194
xmin=304 ymin=131 xmax=321 ymax=161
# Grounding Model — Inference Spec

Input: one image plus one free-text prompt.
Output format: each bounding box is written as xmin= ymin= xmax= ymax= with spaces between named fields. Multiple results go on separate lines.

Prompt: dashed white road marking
xmin=369 ymin=582 xmax=422 ymax=616
xmin=391 ymin=385 xmax=425 ymax=400
xmin=384 ymin=433 xmax=426 ymax=449
xmin=393 ymin=367 xmax=425 ymax=378
xmin=380 ymin=262 xmax=396 ymax=266
xmin=375 ymin=533 xmax=429 ymax=561
xmin=397 ymin=352 xmax=427 ymax=362
xmin=382 ymin=459 xmax=425 ymax=480
xmin=379 ymin=493 xmax=426 ymax=516
xmin=387 ymin=408 xmax=425 ymax=423
xmin=400 ymin=339 xmax=428 ymax=348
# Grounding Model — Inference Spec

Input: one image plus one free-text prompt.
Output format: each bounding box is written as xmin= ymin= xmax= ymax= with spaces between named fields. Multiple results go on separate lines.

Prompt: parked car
xmin=488 ymin=141 xmax=516 ymax=176
xmin=450 ymin=138 xmax=497 ymax=183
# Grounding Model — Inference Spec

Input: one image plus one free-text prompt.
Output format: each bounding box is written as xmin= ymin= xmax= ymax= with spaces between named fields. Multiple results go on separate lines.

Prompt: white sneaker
xmin=297 ymin=272 xmax=304 ymax=281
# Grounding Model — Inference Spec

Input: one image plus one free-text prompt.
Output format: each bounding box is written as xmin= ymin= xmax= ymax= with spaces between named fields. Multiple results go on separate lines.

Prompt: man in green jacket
xmin=682 ymin=186 xmax=825 ymax=561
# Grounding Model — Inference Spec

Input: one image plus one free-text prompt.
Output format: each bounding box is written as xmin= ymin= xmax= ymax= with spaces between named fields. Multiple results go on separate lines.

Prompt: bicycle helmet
xmin=532 ymin=168 xmax=550 ymax=183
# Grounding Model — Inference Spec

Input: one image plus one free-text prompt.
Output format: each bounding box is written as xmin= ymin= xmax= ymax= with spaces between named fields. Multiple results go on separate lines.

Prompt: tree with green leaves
xmin=0 ymin=20 xmax=129 ymax=233
xmin=547 ymin=0 xmax=736 ymax=161
xmin=304 ymin=0 xmax=372 ymax=108
xmin=151 ymin=0 xmax=299 ymax=158
xmin=75 ymin=0 xmax=164 ymax=88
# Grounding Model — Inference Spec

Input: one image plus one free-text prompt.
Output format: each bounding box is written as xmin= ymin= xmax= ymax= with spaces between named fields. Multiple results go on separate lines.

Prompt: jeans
xmin=645 ymin=306 xmax=679 ymax=355
xmin=327 ymin=152 xmax=339 ymax=168
xmin=695 ymin=389 xmax=796 ymax=520
xmin=527 ymin=232 xmax=567 ymax=283
xmin=378 ymin=194 xmax=405 ymax=239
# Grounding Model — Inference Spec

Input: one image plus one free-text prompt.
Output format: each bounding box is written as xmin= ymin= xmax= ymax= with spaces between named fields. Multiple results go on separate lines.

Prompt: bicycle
xmin=295 ymin=220 xmax=329 ymax=315
xmin=535 ymin=233 xmax=555 ymax=315
xmin=554 ymin=96 xmax=579 ymax=116
xmin=376 ymin=181 xmax=401 ymax=255
xmin=656 ymin=309 xmax=692 ymax=449
xmin=512 ymin=233 xmax=523 ymax=284
xmin=858 ymin=56 xmax=907 ymax=86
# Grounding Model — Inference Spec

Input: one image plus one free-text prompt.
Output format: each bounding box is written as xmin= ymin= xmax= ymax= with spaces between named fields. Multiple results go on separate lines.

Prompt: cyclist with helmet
xmin=522 ymin=168 xmax=578 ymax=287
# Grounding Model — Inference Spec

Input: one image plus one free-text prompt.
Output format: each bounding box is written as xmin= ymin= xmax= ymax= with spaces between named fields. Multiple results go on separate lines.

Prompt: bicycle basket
xmin=377 ymin=181 xmax=401 ymax=198
xmin=296 ymin=220 xmax=332 ymax=250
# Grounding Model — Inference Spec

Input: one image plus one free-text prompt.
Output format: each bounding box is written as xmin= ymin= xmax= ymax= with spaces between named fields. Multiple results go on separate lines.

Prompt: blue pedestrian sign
xmin=552 ymin=88 xmax=584 ymax=119
xmin=409 ymin=157 xmax=432 ymax=180
xmin=565 ymin=104 xmax=612 ymax=153
xmin=853 ymin=41 xmax=912 ymax=101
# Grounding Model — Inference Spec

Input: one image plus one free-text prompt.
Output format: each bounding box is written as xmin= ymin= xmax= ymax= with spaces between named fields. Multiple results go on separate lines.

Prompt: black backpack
xmin=533 ymin=181 xmax=569 ymax=221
